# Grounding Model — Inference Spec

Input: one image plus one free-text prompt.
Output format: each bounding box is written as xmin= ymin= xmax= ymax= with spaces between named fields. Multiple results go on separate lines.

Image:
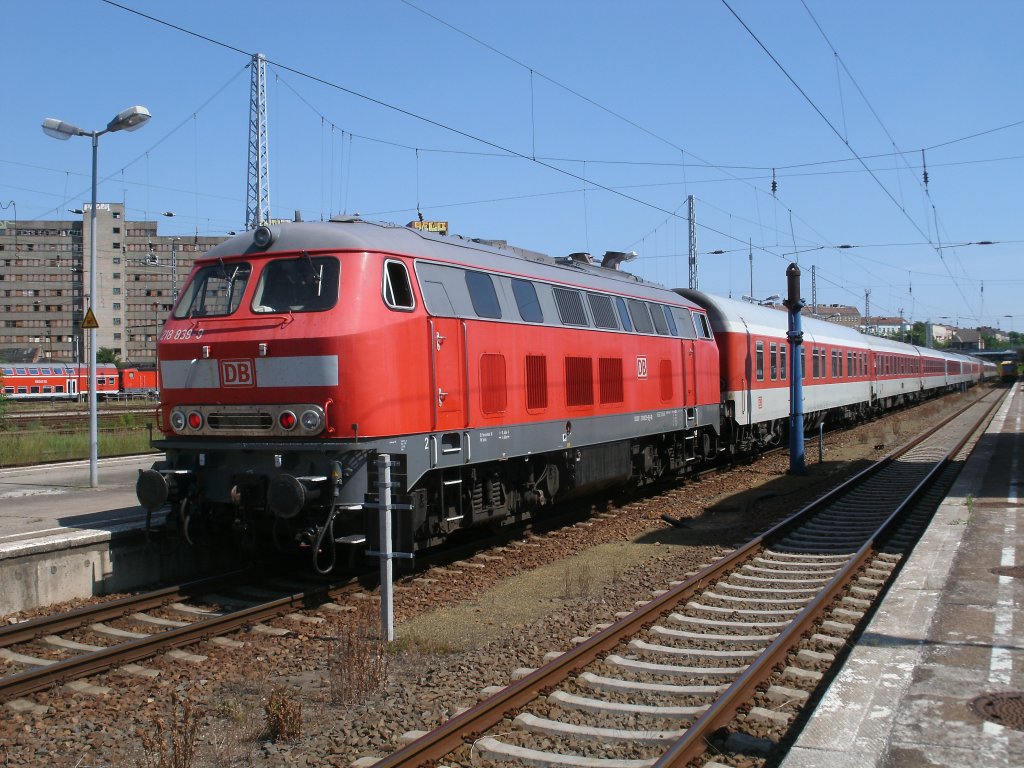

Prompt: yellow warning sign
xmin=82 ymin=307 xmax=99 ymax=330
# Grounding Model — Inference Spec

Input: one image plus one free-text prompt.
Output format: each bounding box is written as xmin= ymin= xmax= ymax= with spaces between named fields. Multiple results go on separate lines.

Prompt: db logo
xmin=636 ymin=356 xmax=648 ymax=379
xmin=220 ymin=358 xmax=256 ymax=388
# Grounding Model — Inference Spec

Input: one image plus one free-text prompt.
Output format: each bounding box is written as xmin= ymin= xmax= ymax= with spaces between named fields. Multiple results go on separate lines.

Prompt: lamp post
xmin=151 ymin=302 xmax=159 ymax=362
xmin=43 ymin=106 xmax=151 ymax=487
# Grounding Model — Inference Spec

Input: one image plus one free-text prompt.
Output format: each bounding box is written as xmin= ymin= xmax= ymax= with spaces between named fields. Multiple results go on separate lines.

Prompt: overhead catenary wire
xmin=720 ymin=0 xmax=976 ymax=317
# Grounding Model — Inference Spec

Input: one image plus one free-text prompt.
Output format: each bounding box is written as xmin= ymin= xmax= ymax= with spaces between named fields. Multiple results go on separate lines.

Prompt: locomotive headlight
xmin=187 ymin=411 xmax=204 ymax=430
xmin=300 ymin=409 xmax=322 ymax=432
xmin=252 ymin=225 xmax=275 ymax=249
xmin=170 ymin=410 xmax=186 ymax=432
xmin=279 ymin=410 xmax=297 ymax=430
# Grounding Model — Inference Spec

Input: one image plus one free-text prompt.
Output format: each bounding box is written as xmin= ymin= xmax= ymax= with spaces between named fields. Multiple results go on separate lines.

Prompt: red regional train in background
xmin=1 ymin=363 xmax=158 ymax=400
xmin=134 ymin=218 xmax=991 ymax=571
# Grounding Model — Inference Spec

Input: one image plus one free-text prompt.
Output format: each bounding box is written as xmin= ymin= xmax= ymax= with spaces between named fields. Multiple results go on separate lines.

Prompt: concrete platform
xmin=0 ymin=454 xmax=218 ymax=615
xmin=783 ymin=383 xmax=1024 ymax=767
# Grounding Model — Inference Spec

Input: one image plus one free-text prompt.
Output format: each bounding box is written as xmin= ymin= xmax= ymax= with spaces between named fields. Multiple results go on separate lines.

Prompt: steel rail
xmin=0 ymin=579 xmax=351 ymax=701
xmin=371 ymin=389 xmax=1002 ymax=768
xmin=655 ymin=389 xmax=1003 ymax=766
xmin=0 ymin=571 xmax=249 ymax=648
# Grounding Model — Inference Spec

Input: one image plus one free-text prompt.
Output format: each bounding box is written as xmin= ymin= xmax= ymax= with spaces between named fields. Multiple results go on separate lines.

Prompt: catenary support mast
xmin=246 ymin=53 xmax=270 ymax=229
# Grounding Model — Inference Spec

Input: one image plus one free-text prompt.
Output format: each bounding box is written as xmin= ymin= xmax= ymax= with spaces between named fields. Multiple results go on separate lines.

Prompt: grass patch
xmin=0 ymin=423 xmax=153 ymax=466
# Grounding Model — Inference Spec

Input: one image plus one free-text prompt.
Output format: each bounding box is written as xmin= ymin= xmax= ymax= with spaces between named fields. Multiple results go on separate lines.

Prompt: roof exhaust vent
xmin=601 ymin=250 xmax=637 ymax=270
xmin=568 ymin=252 xmax=593 ymax=265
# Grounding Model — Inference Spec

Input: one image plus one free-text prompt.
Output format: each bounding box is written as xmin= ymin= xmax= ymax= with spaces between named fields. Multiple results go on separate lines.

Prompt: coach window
xmin=770 ymin=342 xmax=778 ymax=380
xmin=780 ymin=344 xmax=787 ymax=380
xmin=755 ymin=340 xmax=764 ymax=381
xmin=512 ymin=279 xmax=543 ymax=322
xmin=627 ymin=299 xmax=654 ymax=334
xmin=615 ymin=296 xmax=633 ymax=332
xmin=381 ymin=260 xmax=414 ymax=310
xmin=465 ymin=270 xmax=501 ymax=318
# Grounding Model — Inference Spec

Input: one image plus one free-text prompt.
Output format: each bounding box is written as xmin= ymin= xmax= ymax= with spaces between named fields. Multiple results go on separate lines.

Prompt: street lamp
xmin=42 ymin=105 xmax=151 ymax=488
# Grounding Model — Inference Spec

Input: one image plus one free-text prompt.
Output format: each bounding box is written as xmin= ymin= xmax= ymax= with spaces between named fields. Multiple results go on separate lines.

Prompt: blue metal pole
xmin=784 ymin=263 xmax=805 ymax=475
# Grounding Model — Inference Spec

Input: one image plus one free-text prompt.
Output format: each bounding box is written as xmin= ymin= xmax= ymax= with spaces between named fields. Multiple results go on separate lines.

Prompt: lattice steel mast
xmin=246 ymin=53 xmax=270 ymax=229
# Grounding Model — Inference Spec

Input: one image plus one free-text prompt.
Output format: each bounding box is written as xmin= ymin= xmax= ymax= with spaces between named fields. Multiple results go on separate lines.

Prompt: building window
xmin=113 ymin=287 xmax=121 ymax=295
xmin=112 ymin=302 xmax=120 ymax=310
xmin=113 ymin=317 xmax=121 ymax=325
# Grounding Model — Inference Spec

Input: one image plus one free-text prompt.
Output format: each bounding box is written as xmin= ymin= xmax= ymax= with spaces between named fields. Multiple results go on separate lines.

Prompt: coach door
xmin=430 ymin=317 xmax=467 ymax=431
xmin=67 ymin=377 xmax=78 ymax=398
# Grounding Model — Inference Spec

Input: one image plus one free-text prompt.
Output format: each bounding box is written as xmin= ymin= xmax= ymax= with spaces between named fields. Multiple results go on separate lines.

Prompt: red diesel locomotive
xmin=135 ymin=218 xmax=983 ymax=570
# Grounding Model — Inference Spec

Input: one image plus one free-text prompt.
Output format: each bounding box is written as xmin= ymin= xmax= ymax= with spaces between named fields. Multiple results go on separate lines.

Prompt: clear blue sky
xmin=4 ymin=1 xmax=1022 ymax=330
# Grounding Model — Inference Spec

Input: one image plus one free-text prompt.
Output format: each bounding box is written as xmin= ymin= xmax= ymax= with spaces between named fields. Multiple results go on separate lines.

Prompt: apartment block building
xmin=0 ymin=203 xmax=225 ymax=365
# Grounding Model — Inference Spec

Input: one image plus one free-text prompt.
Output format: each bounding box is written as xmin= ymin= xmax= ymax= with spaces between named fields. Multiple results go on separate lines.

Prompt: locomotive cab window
xmin=512 ymin=279 xmax=543 ymax=323
xmin=626 ymin=299 xmax=654 ymax=334
xmin=382 ymin=259 xmax=415 ymax=311
xmin=253 ymin=255 xmax=340 ymax=313
xmin=649 ymin=303 xmax=670 ymax=335
xmin=615 ymin=297 xmax=633 ymax=332
xmin=465 ymin=270 xmax=501 ymax=319
xmin=174 ymin=261 xmax=252 ymax=318
xmin=692 ymin=312 xmax=713 ymax=340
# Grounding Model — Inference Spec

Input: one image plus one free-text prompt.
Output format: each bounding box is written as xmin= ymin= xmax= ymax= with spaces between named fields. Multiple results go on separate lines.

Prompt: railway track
xmin=0 ymin=571 xmax=355 ymax=706
xmin=371 ymin=387 xmax=1003 ymax=768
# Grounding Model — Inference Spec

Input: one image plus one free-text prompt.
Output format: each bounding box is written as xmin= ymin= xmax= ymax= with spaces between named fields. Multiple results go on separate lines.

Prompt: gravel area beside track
xmin=0 ymin=392 xmax=978 ymax=767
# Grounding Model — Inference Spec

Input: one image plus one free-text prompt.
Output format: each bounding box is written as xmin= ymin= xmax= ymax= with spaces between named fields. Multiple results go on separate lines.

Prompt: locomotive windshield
xmin=173 ymin=261 xmax=252 ymax=318
xmin=251 ymin=255 xmax=339 ymax=313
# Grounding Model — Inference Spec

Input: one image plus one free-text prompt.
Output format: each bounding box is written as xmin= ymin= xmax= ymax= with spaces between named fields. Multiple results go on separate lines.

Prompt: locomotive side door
xmin=682 ymin=339 xmax=697 ymax=403
xmin=430 ymin=317 xmax=467 ymax=431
